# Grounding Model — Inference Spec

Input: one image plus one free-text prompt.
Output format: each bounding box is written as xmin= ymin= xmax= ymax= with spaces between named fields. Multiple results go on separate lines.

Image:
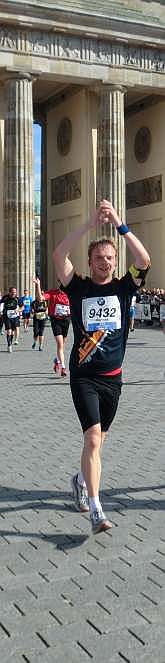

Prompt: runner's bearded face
xmin=89 ymin=245 xmax=116 ymax=284
xmin=9 ymin=288 xmax=17 ymax=298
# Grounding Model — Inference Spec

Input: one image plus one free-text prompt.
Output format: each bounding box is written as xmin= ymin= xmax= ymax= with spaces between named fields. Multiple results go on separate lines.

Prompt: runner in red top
xmin=34 ymin=279 xmax=70 ymax=376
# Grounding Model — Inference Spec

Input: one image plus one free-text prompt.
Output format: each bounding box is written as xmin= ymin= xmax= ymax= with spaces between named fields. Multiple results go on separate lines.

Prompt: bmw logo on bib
xmin=97 ymin=298 xmax=105 ymax=306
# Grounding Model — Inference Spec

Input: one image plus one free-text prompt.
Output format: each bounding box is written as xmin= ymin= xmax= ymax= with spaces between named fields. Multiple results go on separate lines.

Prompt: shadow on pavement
xmin=0 ymin=528 xmax=88 ymax=549
xmin=0 ymin=373 xmax=56 ymax=378
xmin=101 ymin=483 xmax=165 ymax=512
xmin=124 ymin=380 xmax=165 ymax=385
xmin=127 ymin=342 xmax=147 ymax=346
xmin=0 ymin=484 xmax=165 ymax=514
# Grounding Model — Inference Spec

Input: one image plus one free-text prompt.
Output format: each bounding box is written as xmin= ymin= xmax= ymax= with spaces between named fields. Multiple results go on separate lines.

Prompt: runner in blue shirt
xmin=19 ymin=289 xmax=33 ymax=332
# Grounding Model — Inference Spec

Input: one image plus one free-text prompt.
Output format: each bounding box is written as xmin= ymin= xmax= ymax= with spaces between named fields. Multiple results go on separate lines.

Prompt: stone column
xmin=40 ymin=115 xmax=47 ymax=289
xmin=4 ymin=74 xmax=35 ymax=293
xmin=96 ymin=85 xmax=126 ymax=276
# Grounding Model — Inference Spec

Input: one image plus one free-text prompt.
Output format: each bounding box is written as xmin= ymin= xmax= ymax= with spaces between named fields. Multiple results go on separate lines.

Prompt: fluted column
xmin=96 ymin=85 xmax=126 ymax=276
xmin=4 ymin=74 xmax=35 ymax=292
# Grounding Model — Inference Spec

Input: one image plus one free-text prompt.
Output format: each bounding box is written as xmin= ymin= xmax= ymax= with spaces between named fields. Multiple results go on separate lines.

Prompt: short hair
xmin=88 ymin=237 xmax=117 ymax=264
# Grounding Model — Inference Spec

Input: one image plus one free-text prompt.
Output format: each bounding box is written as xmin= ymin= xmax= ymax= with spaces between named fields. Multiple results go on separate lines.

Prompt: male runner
xmin=31 ymin=291 xmax=48 ymax=351
xmin=2 ymin=287 xmax=22 ymax=351
xmin=34 ymin=279 xmax=70 ymax=376
xmin=0 ymin=289 xmax=4 ymax=335
xmin=53 ymin=200 xmax=150 ymax=534
xmin=19 ymin=289 xmax=33 ymax=331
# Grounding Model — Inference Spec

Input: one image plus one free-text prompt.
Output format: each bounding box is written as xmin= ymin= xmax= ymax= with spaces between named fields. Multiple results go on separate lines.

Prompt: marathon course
xmin=0 ymin=324 xmax=165 ymax=663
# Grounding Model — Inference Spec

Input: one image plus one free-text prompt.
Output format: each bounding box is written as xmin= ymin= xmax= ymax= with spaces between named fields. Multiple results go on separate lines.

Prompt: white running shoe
xmin=90 ymin=509 xmax=112 ymax=535
xmin=71 ymin=473 xmax=89 ymax=512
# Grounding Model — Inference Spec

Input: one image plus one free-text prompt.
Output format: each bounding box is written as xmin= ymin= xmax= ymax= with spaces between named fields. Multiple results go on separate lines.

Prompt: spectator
xmin=129 ymin=294 xmax=137 ymax=332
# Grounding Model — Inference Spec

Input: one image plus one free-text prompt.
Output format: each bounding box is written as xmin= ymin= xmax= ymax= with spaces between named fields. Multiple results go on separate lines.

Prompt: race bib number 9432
xmin=82 ymin=295 xmax=121 ymax=332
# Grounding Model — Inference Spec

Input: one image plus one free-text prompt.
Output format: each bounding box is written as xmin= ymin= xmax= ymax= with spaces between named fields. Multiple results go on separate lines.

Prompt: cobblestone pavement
xmin=0 ymin=323 xmax=165 ymax=663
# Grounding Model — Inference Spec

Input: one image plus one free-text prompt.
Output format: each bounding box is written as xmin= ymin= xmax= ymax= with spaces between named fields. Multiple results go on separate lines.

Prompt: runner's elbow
xmin=53 ymin=246 xmax=61 ymax=264
xmin=145 ymin=251 xmax=151 ymax=268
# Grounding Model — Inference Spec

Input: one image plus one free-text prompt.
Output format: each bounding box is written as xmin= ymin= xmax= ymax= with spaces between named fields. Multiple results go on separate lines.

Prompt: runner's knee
xmin=84 ymin=425 xmax=101 ymax=452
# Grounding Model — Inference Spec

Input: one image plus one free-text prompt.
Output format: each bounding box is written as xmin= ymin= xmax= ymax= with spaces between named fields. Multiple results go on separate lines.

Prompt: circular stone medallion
xmin=134 ymin=126 xmax=151 ymax=163
xmin=57 ymin=117 xmax=72 ymax=156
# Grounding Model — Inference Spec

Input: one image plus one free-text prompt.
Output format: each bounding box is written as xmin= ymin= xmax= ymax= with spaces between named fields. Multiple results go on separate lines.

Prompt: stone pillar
xmin=4 ymin=74 xmax=35 ymax=293
xmin=40 ymin=115 xmax=47 ymax=289
xmin=96 ymin=85 xmax=126 ymax=276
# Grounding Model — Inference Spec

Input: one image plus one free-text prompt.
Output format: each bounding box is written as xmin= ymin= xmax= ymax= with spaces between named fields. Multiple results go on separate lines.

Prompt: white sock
xmin=89 ymin=496 xmax=102 ymax=514
xmin=77 ymin=471 xmax=86 ymax=487
xmin=61 ymin=362 xmax=65 ymax=369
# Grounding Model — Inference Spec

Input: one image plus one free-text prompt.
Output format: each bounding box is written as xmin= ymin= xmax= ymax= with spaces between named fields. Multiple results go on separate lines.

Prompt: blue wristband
xmin=117 ymin=224 xmax=129 ymax=235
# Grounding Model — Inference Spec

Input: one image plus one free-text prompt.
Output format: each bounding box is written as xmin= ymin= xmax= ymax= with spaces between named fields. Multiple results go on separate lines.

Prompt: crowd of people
xmin=129 ymin=286 xmax=165 ymax=331
xmin=1 ymin=285 xmax=164 ymax=352
xmin=0 ymin=283 xmax=70 ymax=375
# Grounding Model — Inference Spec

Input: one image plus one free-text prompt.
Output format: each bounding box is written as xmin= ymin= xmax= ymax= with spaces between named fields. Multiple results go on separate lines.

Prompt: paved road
xmin=0 ymin=323 xmax=165 ymax=663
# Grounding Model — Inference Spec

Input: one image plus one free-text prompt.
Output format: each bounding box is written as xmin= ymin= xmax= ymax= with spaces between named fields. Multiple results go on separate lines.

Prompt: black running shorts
xmin=4 ymin=316 xmax=20 ymax=331
xmin=50 ymin=316 xmax=70 ymax=338
xmin=22 ymin=311 xmax=30 ymax=319
xmin=33 ymin=317 xmax=46 ymax=338
xmin=70 ymin=374 xmax=121 ymax=433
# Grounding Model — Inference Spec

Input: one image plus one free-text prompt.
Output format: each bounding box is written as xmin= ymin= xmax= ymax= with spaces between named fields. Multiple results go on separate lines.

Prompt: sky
xmin=33 ymin=123 xmax=41 ymax=192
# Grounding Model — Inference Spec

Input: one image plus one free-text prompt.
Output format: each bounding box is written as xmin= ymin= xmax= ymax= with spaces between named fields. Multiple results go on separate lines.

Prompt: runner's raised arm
xmin=53 ymin=200 xmax=150 ymax=286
